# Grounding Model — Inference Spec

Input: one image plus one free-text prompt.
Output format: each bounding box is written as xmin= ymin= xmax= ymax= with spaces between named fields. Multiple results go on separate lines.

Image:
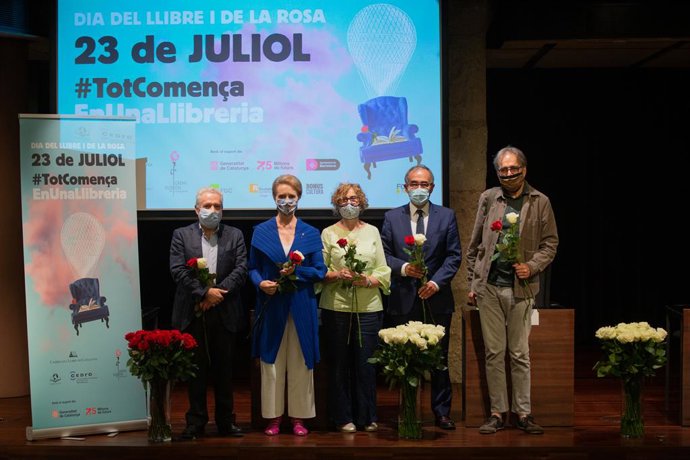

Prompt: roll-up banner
xmin=19 ymin=115 xmax=147 ymax=440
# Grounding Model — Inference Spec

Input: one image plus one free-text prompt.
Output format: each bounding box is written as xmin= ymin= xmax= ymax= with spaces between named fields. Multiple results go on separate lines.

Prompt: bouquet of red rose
xmin=125 ymin=329 xmax=198 ymax=383
xmin=276 ymin=250 xmax=304 ymax=293
xmin=403 ymin=234 xmax=433 ymax=323
xmin=125 ymin=329 xmax=198 ymax=442
xmin=490 ymin=212 xmax=534 ymax=319
xmin=336 ymin=238 xmax=370 ymax=347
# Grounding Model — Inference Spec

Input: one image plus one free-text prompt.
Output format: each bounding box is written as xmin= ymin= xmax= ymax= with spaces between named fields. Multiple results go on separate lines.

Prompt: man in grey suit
xmin=381 ymin=165 xmax=462 ymax=430
xmin=170 ymin=187 xmax=248 ymax=439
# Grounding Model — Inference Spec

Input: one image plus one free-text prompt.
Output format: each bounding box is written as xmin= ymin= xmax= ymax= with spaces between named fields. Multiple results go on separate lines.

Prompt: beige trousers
xmin=478 ymin=283 xmax=532 ymax=415
xmin=260 ymin=314 xmax=315 ymax=419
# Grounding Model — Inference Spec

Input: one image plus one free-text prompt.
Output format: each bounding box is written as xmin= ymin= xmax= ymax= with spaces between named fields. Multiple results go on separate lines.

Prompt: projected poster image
xmin=58 ymin=1 xmax=441 ymax=209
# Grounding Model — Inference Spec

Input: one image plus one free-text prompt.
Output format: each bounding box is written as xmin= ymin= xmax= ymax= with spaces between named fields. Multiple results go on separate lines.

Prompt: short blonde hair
xmin=330 ymin=183 xmax=369 ymax=212
xmin=272 ymin=174 xmax=303 ymax=198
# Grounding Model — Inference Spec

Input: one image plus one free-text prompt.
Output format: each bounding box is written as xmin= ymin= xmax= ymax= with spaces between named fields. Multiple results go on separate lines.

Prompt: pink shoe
xmin=291 ymin=418 xmax=309 ymax=436
xmin=264 ymin=416 xmax=281 ymax=436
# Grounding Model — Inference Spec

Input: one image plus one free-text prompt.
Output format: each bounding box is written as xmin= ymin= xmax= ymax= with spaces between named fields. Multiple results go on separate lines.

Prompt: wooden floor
xmin=2 ymin=355 xmax=690 ymax=459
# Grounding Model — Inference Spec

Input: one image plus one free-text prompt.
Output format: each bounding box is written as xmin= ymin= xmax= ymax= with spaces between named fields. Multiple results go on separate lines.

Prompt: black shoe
xmin=436 ymin=415 xmax=456 ymax=430
xmin=218 ymin=423 xmax=244 ymax=438
xmin=516 ymin=415 xmax=544 ymax=435
xmin=180 ymin=425 xmax=205 ymax=440
xmin=479 ymin=414 xmax=504 ymax=434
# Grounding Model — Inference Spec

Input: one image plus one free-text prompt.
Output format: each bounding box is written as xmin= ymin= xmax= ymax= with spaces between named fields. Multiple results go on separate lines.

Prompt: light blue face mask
xmin=198 ymin=207 xmax=221 ymax=228
xmin=408 ymin=187 xmax=430 ymax=206
xmin=276 ymin=198 xmax=298 ymax=216
xmin=338 ymin=204 xmax=361 ymax=220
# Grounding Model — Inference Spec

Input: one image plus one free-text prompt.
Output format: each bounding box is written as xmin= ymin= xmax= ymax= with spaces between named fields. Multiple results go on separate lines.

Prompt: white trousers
xmin=260 ymin=314 xmax=315 ymax=419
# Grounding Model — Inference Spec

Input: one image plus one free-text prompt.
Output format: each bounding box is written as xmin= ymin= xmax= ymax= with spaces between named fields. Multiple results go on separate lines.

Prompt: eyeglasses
xmin=337 ymin=196 xmax=360 ymax=205
xmin=497 ymin=166 xmax=523 ymax=175
xmin=407 ymin=181 xmax=432 ymax=189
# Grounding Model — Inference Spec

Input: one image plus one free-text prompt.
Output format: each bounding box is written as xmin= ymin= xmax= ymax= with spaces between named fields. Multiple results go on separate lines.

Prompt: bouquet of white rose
xmin=593 ymin=322 xmax=667 ymax=380
xmin=593 ymin=321 xmax=667 ymax=438
xmin=368 ymin=321 xmax=446 ymax=438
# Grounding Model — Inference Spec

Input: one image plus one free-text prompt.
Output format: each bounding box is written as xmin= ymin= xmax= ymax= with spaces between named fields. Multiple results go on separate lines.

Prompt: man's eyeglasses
xmin=407 ymin=181 xmax=432 ymax=189
xmin=338 ymin=196 xmax=360 ymax=205
xmin=497 ymin=166 xmax=523 ymax=175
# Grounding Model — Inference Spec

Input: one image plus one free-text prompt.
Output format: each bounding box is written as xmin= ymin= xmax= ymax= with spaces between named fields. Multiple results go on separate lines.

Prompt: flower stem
xmin=521 ymin=279 xmax=535 ymax=322
xmin=398 ymin=380 xmax=422 ymax=439
xmin=347 ymin=286 xmax=363 ymax=347
xmin=147 ymin=379 xmax=172 ymax=442
xmin=621 ymin=377 xmax=644 ymax=438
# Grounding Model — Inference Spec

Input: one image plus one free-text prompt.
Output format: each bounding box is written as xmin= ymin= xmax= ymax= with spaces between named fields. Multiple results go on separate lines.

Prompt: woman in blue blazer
xmin=249 ymin=174 xmax=326 ymax=436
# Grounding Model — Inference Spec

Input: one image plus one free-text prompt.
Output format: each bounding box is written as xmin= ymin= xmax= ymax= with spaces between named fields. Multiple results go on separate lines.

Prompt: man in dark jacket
xmin=170 ymin=187 xmax=248 ymax=438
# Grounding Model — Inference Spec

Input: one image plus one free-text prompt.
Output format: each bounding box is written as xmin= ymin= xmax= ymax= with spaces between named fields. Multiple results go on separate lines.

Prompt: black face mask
xmin=498 ymin=171 xmax=525 ymax=193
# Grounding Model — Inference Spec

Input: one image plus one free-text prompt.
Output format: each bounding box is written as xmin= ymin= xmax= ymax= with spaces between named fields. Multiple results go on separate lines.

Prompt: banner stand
xmin=19 ymin=114 xmax=147 ymax=441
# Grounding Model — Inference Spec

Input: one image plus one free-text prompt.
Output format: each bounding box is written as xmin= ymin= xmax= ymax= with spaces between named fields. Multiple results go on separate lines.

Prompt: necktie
xmin=415 ymin=209 xmax=425 ymax=235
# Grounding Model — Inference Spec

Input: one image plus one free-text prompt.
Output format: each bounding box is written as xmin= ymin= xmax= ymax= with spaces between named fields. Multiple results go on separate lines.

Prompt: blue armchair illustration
xmin=68 ymin=278 xmax=109 ymax=335
xmin=356 ymin=96 xmax=423 ymax=179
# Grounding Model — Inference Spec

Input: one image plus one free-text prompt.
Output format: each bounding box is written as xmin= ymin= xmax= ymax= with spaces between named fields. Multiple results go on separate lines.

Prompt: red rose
xmin=336 ymin=238 xmax=348 ymax=248
xmin=404 ymin=235 xmax=415 ymax=246
xmin=181 ymin=333 xmax=198 ymax=350
xmin=490 ymin=220 xmax=503 ymax=232
xmin=289 ymin=250 xmax=304 ymax=265
xmin=186 ymin=258 xmax=198 ymax=268
xmin=361 ymin=125 xmax=369 ymax=133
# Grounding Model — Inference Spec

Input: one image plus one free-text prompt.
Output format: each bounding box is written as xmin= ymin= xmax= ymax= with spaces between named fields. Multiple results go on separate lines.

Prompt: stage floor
xmin=2 ymin=373 xmax=690 ymax=460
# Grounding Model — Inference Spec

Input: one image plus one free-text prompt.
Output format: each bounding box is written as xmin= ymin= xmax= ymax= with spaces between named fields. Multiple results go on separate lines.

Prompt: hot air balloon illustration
xmin=61 ymin=212 xmax=110 ymax=335
xmin=347 ymin=4 xmax=417 ymax=98
xmin=347 ymin=4 xmax=423 ymax=179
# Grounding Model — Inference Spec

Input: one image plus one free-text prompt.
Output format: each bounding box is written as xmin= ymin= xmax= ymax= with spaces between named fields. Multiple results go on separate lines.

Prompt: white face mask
xmin=198 ymin=208 xmax=221 ymax=228
xmin=276 ymin=198 xmax=298 ymax=215
xmin=338 ymin=204 xmax=360 ymax=220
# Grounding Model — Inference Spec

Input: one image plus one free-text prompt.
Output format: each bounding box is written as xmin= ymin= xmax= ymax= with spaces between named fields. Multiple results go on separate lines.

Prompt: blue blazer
xmin=381 ymin=202 xmax=462 ymax=316
xmin=170 ymin=223 xmax=248 ymax=332
xmin=249 ymin=218 xmax=326 ymax=370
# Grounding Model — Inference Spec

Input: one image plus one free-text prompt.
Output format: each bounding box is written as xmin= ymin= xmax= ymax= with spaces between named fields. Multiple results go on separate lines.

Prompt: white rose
xmin=410 ymin=335 xmax=428 ymax=350
xmin=407 ymin=321 xmax=424 ymax=332
xmin=197 ymin=258 xmax=207 ymax=269
xmin=506 ymin=212 xmax=519 ymax=225
xmin=434 ymin=325 xmax=446 ymax=337
xmin=427 ymin=335 xmax=439 ymax=346
xmin=655 ymin=327 xmax=668 ymax=342
xmin=617 ymin=331 xmax=636 ymax=343
xmin=595 ymin=327 xmax=616 ymax=340
xmin=391 ymin=331 xmax=409 ymax=345
xmin=378 ymin=329 xmax=392 ymax=343
xmin=413 ymin=234 xmax=427 ymax=246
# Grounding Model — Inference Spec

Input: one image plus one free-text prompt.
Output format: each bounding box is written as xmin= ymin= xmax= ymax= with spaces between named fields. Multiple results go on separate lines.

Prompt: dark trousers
xmin=184 ymin=307 xmax=236 ymax=430
xmin=322 ymin=309 xmax=383 ymax=427
xmin=386 ymin=305 xmax=453 ymax=419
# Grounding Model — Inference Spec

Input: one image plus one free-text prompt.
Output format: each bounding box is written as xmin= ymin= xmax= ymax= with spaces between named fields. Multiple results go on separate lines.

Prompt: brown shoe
xmin=479 ymin=415 xmax=504 ymax=434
